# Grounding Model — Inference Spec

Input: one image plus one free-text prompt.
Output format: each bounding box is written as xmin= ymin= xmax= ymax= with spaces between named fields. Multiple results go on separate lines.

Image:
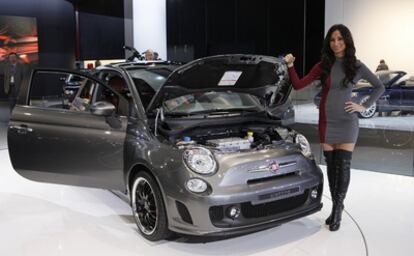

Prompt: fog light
xmin=186 ymin=178 xmax=208 ymax=193
xmin=227 ymin=206 xmax=240 ymax=219
xmin=311 ymin=189 xmax=318 ymax=199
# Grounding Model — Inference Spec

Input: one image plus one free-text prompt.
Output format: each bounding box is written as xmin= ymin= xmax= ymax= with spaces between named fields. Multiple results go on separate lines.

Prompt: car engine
xmin=206 ymin=137 xmax=251 ymax=151
xmin=172 ymin=124 xmax=295 ymax=153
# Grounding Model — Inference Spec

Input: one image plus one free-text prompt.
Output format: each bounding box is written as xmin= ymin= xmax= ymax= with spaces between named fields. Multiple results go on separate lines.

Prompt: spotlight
xmin=311 ymin=188 xmax=318 ymax=199
xmin=227 ymin=206 xmax=241 ymax=219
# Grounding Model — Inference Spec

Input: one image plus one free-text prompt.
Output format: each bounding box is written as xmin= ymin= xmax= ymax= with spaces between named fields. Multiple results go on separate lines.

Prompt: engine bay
xmin=168 ymin=123 xmax=295 ymax=152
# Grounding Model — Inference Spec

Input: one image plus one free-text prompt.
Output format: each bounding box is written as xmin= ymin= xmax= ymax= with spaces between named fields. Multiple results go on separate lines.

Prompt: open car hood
xmin=147 ymin=54 xmax=291 ymax=113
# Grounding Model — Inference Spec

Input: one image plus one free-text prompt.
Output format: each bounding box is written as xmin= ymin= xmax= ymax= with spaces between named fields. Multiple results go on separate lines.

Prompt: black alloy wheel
xmin=131 ymin=171 xmax=171 ymax=241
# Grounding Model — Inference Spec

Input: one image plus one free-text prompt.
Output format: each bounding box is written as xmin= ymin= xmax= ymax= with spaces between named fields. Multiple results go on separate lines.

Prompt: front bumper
xmin=163 ymin=162 xmax=323 ymax=236
xmin=183 ymin=201 xmax=322 ymax=237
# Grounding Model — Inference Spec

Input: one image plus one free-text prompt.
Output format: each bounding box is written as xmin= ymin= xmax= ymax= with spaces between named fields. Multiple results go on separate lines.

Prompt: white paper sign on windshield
xmin=218 ymin=71 xmax=243 ymax=86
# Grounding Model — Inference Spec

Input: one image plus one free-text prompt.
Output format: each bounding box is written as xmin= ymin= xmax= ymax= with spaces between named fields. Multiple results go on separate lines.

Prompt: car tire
xmin=357 ymin=96 xmax=377 ymax=118
xmin=131 ymin=171 xmax=171 ymax=241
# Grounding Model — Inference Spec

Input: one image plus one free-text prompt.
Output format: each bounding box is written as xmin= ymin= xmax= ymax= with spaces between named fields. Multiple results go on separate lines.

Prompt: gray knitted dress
xmin=288 ymin=58 xmax=385 ymax=144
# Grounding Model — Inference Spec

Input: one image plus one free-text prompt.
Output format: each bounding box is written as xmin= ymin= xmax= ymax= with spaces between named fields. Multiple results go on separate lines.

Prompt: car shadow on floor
xmin=168 ymin=218 xmax=321 ymax=245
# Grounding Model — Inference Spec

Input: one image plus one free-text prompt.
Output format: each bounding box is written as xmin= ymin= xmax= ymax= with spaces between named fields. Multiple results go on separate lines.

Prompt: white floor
xmin=0 ymin=149 xmax=413 ymax=256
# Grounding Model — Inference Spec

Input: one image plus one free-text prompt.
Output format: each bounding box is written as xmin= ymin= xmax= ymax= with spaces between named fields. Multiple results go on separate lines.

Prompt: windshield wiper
xmin=165 ymin=108 xmax=263 ymax=117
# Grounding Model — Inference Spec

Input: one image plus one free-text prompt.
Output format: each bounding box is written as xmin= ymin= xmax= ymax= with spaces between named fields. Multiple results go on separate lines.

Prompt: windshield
xmin=358 ymin=71 xmax=403 ymax=88
xmin=127 ymin=68 xmax=172 ymax=92
xmin=127 ymin=67 xmax=178 ymax=108
xmin=377 ymin=72 xmax=400 ymax=86
xmin=163 ymin=91 xmax=264 ymax=115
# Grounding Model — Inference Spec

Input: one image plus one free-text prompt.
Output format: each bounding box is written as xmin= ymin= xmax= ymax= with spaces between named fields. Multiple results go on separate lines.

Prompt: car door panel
xmin=387 ymin=86 xmax=403 ymax=109
xmin=8 ymin=69 xmax=128 ymax=190
xmin=401 ymin=85 xmax=414 ymax=109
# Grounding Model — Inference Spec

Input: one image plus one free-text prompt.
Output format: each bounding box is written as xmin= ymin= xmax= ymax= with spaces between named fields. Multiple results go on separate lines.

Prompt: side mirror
xmin=90 ymin=101 xmax=115 ymax=116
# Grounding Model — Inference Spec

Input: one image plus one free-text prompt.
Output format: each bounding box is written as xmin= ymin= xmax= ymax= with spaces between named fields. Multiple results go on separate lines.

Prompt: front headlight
xmin=294 ymin=133 xmax=312 ymax=158
xmin=183 ymin=147 xmax=217 ymax=175
xmin=351 ymin=92 xmax=358 ymax=98
xmin=186 ymin=178 xmax=208 ymax=193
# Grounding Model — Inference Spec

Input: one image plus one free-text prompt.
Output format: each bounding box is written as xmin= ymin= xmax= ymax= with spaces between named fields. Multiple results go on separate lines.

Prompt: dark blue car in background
xmin=314 ymin=70 xmax=414 ymax=118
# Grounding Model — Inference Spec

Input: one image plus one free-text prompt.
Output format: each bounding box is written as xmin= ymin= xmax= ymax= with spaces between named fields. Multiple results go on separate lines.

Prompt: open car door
xmin=8 ymin=69 xmax=129 ymax=190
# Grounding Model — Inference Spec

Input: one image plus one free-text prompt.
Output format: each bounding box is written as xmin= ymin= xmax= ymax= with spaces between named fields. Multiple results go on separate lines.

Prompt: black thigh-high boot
xmin=324 ymin=150 xmax=336 ymax=225
xmin=329 ymin=149 xmax=352 ymax=231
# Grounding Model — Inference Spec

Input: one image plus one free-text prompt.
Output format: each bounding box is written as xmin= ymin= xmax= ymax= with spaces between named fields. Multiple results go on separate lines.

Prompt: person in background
xmin=95 ymin=59 xmax=102 ymax=67
xmin=376 ymin=59 xmax=389 ymax=72
xmin=284 ymin=24 xmax=385 ymax=231
xmin=3 ymin=52 xmax=25 ymax=112
xmin=143 ymin=49 xmax=155 ymax=61
xmin=154 ymin=52 xmax=160 ymax=60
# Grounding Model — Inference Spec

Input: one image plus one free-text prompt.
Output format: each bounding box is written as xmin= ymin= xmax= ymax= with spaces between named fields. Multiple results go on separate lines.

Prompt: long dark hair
xmin=320 ymin=24 xmax=359 ymax=87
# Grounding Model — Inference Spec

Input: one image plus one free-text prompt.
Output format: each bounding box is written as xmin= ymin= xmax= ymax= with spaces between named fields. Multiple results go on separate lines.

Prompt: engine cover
xmin=206 ymin=137 xmax=251 ymax=151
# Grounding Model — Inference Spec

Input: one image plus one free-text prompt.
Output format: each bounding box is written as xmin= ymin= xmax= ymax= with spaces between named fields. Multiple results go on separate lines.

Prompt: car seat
xmin=107 ymin=75 xmax=135 ymax=116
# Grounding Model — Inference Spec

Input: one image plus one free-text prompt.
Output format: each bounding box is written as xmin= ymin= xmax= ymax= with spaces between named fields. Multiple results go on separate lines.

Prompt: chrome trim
xmin=248 ymin=161 xmax=297 ymax=173
xmin=9 ymin=125 xmax=33 ymax=133
xmin=279 ymin=162 xmax=297 ymax=168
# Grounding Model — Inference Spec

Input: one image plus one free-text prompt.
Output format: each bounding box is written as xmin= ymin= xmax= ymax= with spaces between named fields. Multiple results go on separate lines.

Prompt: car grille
xmin=241 ymin=190 xmax=309 ymax=218
xmin=257 ymin=187 xmax=300 ymax=201
xmin=247 ymin=171 xmax=300 ymax=185
xmin=209 ymin=206 xmax=224 ymax=223
xmin=209 ymin=189 xmax=311 ymax=226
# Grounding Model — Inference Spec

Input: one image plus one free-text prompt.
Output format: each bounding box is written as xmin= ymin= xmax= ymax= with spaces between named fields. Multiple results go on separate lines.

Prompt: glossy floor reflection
xmin=0 ymin=149 xmax=413 ymax=256
xmin=294 ymin=103 xmax=414 ymax=132
xmin=291 ymin=103 xmax=414 ymax=176
xmin=0 ymin=101 xmax=9 ymax=123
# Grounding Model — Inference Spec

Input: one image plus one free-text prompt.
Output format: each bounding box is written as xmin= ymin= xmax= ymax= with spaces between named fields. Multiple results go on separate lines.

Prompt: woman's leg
xmin=321 ymin=143 xmax=335 ymax=151
xmin=321 ymin=143 xmax=336 ymax=225
xmin=336 ymin=143 xmax=355 ymax=152
xmin=329 ymin=143 xmax=354 ymax=231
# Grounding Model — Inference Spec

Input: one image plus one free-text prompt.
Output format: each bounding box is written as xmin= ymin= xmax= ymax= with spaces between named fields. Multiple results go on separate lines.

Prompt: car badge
xmin=269 ymin=161 xmax=279 ymax=173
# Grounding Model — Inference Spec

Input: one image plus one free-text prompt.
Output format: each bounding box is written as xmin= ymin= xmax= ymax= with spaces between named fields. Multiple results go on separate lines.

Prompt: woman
xmin=284 ymin=24 xmax=385 ymax=231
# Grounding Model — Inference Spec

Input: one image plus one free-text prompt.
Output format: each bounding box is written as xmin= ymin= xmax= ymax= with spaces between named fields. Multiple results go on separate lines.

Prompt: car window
xmin=127 ymin=68 xmax=174 ymax=109
xmin=128 ymin=68 xmax=171 ymax=92
xmin=69 ymin=79 xmax=96 ymax=112
xmin=401 ymin=80 xmax=414 ymax=88
xmin=71 ymin=82 xmax=128 ymax=116
xmin=94 ymin=84 xmax=128 ymax=116
xmin=29 ymin=71 xmax=88 ymax=109
xmin=29 ymin=71 xmax=128 ymax=116
xmin=99 ymin=72 xmax=130 ymax=98
xmin=378 ymin=73 xmax=395 ymax=85
xmin=98 ymin=71 xmax=134 ymax=116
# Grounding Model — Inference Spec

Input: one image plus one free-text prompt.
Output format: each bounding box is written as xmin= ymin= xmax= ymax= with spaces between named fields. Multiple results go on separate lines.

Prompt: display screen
xmin=0 ymin=15 xmax=38 ymax=64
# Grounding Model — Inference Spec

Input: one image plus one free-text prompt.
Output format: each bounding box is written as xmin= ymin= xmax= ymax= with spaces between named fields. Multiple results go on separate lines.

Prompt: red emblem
xmin=269 ymin=161 xmax=279 ymax=173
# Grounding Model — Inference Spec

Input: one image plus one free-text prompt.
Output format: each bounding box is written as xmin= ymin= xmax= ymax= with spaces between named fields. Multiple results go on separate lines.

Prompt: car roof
xmin=103 ymin=60 xmax=182 ymax=69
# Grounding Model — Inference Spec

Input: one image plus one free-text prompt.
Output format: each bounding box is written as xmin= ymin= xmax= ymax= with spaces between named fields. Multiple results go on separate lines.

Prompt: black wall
xmin=77 ymin=0 xmax=125 ymax=60
xmin=167 ymin=0 xmax=325 ymax=75
xmin=305 ymin=0 xmax=325 ymax=72
xmin=0 ymin=0 xmax=76 ymax=68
